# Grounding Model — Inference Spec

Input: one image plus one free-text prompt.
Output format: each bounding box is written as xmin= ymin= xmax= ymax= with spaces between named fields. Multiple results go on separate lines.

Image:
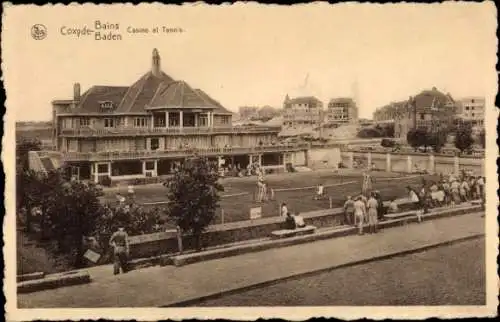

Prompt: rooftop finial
xmin=152 ymin=48 xmax=161 ymax=77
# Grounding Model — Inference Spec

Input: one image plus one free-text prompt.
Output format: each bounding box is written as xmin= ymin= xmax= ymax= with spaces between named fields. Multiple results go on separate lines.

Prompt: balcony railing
xmin=60 ymin=143 xmax=310 ymax=162
xmin=59 ymin=125 xmax=282 ymax=137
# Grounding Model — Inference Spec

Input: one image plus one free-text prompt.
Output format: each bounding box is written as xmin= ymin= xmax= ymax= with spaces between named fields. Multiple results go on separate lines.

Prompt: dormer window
xmin=99 ymin=100 xmax=114 ymax=110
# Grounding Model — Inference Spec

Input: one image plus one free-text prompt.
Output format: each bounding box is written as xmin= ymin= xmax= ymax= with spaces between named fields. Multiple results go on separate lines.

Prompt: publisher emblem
xmin=31 ymin=24 xmax=47 ymax=40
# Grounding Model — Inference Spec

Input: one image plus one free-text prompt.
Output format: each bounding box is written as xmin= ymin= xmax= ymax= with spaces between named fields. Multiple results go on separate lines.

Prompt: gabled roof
xmin=193 ymin=88 xmax=232 ymax=115
xmin=64 ymin=49 xmax=231 ymax=115
xmin=116 ymin=71 xmax=174 ymax=113
xmin=413 ymin=88 xmax=454 ymax=110
xmin=148 ymin=80 xmax=217 ymax=110
xmin=71 ymin=86 xmax=129 ymax=114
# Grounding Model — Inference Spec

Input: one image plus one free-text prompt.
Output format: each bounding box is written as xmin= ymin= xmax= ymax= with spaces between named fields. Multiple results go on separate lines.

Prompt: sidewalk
xmin=18 ymin=212 xmax=484 ymax=308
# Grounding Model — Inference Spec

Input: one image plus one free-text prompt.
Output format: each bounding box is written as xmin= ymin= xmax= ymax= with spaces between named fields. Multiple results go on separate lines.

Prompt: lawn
xmin=101 ymin=171 xmax=437 ymax=225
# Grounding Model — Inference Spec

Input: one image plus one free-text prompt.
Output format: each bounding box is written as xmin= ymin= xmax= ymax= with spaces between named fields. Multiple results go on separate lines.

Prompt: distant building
xmin=373 ymin=101 xmax=406 ymax=122
xmin=326 ymin=97 xmax=358 ymax=125
xmin=394 ymin=87 xmax=457 ymax=139
xmin=456 ymin=97 xmax=485 ymax=127
xmin=282 ymin=95 xmax=323 ymax=128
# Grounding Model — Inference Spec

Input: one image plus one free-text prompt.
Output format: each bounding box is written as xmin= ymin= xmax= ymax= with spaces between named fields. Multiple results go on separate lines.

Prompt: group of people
xmin=343 ymin=191 xmax=385 ymax=235
xmin=281 ymin=202 xmax=306 ymax=230
xmin=406 ymin=172 xmax=485 ymax=213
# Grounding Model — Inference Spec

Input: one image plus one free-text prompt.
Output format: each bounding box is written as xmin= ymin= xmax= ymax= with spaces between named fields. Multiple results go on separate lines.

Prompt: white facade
xmin=457 ymin=97 xmax=485 ymax=126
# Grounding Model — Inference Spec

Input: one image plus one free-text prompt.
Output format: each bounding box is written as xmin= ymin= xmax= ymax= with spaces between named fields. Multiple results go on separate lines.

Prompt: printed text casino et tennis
xmin=59 ymin=20 xmax=184 ymax=40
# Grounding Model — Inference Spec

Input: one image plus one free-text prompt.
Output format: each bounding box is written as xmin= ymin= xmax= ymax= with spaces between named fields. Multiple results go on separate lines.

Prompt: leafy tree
xmin=454 ymin=124 xmax=474 ymax=154
xmin=52 ymin=179 xmax=104 ymax=267
xmin=406 ymin=129 xmax=420 ymax=151
xmin=164 ymin=156 xmax=223 ymax=250
xmin=478 ymin=130 xmax=485 ymax=149
xmin=428 ymin=130 xmax=447 ymax=153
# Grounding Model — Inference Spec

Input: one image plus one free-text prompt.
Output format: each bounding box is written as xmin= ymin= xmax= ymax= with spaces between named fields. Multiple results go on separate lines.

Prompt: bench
xmin=271 ymin=225 xmax=317 ymax=239
xmin=384 ymin=210 xmax=420 ymax=225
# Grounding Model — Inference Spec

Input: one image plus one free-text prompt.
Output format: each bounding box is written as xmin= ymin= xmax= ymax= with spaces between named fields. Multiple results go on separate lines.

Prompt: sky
xmin=2 ymin=2 xmax=497 ymax=121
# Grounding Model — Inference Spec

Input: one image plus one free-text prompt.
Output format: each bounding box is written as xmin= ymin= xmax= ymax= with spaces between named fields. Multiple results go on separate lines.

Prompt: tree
xmin=478 ymin=130 xmax=485 ymax=149
xmin=454 ymin=125 xmax=474 ymax=154
xmin=428 ymin=130 xmax=447 ymax=153
xmin=406 ymin=129 xmax=420 ymax=151
xmin=165 ymin=156 xmax=223 ymax=250
xmin=52 ymin=179 xmax=104 ymax=267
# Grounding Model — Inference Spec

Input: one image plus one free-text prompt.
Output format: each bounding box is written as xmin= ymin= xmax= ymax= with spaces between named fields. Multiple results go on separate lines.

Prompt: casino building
xmin=36 ymin=49 xmax=308 ymax=183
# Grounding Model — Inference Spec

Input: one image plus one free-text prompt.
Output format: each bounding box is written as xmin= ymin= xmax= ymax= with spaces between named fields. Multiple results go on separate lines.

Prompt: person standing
xmin=343 ymin=196 xmax=355 ymax=225
xmin=353 ymin=196 xmax=367 ymax=235
xmin=281 ymin=202 xmax=288 ymax=217
xmin=362 ymin=172 xmax=373 ymax=197
xmin=109 ymin=226 xmax=130 ymax=275
xmin=367 ymin=193 xmax=379 ymax=234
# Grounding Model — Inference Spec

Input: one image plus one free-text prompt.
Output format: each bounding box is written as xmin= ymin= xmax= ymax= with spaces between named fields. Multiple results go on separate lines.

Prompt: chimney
xmin=152 ymin=48 xmax=161 ymax=77
xmin=73 ymin=83 xmax=81 ymax=102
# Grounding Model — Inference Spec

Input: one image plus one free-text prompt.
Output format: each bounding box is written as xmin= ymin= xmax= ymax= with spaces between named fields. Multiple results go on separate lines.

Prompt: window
xmin=150 ymin=138 xmax=159 ymax=151
xmin=79 ymin=118 xmax=90 ymax=126
xmin=97 ymin=164 xmax=109 ymax=174
xmin=100 ymin=101 xmax=114 ymax=109
xmin=134 ymin=117 xmax=148 ymax=127
xmin=145 ymin=161 xmax=155 ymax=170
xmin=471 ymin=113 xmax=475 ymax=117
xmin=420 ymin=114 xmax=425 ymax=120
xmin=104 ymin=118 xmax=115 ymax=128
xmin=465 ymin=106 xmax=470 ymax=110
xmin=198 ymin=115 xmax=208 ymax=127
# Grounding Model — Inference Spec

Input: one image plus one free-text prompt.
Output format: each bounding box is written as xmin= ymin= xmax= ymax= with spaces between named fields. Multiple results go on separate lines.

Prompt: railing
xmin=59 ymin=143 xmax=310 ymax=162
xmin=59 ymin=125 xmax=282 ymax=136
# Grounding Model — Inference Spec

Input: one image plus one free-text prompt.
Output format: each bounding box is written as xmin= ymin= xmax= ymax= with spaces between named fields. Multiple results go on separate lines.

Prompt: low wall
xmin=127 ymin=198 xmax=414 ymax=260
xmin=341 ymin=150 xmax=484 ymax=176
xmin=307 ymin=146 xmax=342 ymax=169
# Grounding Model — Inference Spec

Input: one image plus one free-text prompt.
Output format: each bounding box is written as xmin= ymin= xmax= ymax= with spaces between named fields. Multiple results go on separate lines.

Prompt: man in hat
xmin=109 ymin=225 xmax=130 ymax=275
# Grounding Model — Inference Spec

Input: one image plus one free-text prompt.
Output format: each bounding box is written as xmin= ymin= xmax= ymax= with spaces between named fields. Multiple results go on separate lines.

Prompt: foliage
xmin=380 ymin=138 xmax=396 ymax=148
xmin=428 ymin=130 xmax=447 ymax=153
xmin=99 ymin=175 xmax=112 ymax=187
xmin=357 ymin=127 xmax=383 ymax=138
xmin=478 ymin=130 xmax=485 ymax=149
xmin=406 ymin=129 xmax=421 ymax=151
xmin=164 ymin=156 xmax=223 ymax=250
xmin=454 ymin=124 xmax=474 ymax=153
xmin=51 ymin=179 xmax=104 ymax=267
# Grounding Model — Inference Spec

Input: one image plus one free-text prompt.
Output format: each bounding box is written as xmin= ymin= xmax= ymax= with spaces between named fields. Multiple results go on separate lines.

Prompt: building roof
xmin=287 ymin=96 xmax=322 ymax=106
xmin=328 ymin=97 xmax=355 ymax=104
xmin=413 ymin=87 xmax=455 ymax=110
xmin=67 ymin=49 xmax=231 ymax=115
xmin=71 ymin=86 xmax=130 ymax=114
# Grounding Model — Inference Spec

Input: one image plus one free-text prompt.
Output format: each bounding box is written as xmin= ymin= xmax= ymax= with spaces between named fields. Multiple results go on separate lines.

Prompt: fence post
xmin=454 ymin=156 xmax=460 ymax=176
xmin=386 ymin=153 xmax=392 ymax=172
xmin=176 ymin=225 xmax=183 ymax=254
xmin=329 ymin=197 xmax=332 ymax=209
xmin=428 ymin=154 xmax=435 ymax=174
xmin=221 ymin=209 xmax=225 ymax=225
xmin=406 ymin=155 xmax=412 ymax=173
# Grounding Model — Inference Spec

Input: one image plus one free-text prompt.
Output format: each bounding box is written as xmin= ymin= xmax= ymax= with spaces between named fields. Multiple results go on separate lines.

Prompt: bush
xmin=357 ymin=127 xmax=383 ymax=138
xmin=381 ymin=138 xmax=396 ymax=148
xmin=99 ymin=175 xmax=112 ymax=187
xmin=454 ymin=125 xmax=474 ymax=153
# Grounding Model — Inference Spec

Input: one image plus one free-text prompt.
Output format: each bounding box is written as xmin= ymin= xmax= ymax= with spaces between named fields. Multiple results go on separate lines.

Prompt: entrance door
xmin=70 ymin=166 xmax=80 ymax=181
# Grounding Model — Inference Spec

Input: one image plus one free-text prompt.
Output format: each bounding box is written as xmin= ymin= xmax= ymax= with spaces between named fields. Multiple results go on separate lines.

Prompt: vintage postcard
xmin=2 ymin=2 xmax=498 ymax=321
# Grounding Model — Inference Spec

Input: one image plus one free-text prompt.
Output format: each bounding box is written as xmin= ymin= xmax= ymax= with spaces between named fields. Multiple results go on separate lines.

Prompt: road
xmin=193 ymin=237 xmax=485 ymax=306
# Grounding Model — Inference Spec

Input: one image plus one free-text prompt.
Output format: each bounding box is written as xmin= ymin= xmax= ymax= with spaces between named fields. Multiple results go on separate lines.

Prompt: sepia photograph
xmin=2 ymin=2 xmax=498 ymax=321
